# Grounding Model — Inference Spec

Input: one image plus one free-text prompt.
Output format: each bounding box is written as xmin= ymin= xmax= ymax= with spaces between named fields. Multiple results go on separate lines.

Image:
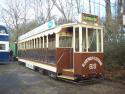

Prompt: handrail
xmin=56 ymin=52 xmax=65 ymax=64
xmin=56 ymin=49 xmax=72 ymax=65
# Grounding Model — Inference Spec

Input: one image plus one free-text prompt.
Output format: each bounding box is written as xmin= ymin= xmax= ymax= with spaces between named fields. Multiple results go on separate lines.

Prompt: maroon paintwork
xmin=74 ymin=52 xmax=104 ymax=78
xmin=19 ymin=48 xmax=104 ymax=79
xmin=56 ymin=48 xmax=73 ymax=73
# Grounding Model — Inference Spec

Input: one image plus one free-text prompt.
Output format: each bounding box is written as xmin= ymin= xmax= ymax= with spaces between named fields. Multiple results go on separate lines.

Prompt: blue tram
xmin=0 ymin=25 xmax=9 ymax=62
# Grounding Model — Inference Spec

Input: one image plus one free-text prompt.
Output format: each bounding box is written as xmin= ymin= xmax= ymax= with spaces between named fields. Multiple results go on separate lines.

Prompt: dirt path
xmin=0 ymin=62 xmax=125 ymax=94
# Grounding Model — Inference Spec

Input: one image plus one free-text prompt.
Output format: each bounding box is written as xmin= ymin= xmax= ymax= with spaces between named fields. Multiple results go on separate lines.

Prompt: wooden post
xmin=101 ymin=28 xmax=104 ymax=52
xmin=96 ymin=29 xmax=99 ymax=52
xmin=86 ymin=28 xmax=88 ymax=52
xmin=79 ymin=26 xmax=82 ymax=52
xmin=73 ymin=26 xmax=75 ymax=52
xmin=56 ymin=33 xmax=59 ymax=47
xmin=43 ymin=36 xmax=44 ymax=48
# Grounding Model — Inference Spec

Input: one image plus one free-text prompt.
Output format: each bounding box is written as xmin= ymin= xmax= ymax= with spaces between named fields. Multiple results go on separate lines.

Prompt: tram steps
xmin=58 ymin=68 xmax=75 ymax=80
xmin=63 ymin=68 xmax=74 ymax=72
xmin=58 ymin=75 xmax=75 ymax=80
xmin=62 ymin=68 xmax=74 ymax=77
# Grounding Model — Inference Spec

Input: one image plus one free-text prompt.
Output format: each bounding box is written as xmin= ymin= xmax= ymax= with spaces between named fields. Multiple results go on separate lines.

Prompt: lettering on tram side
xmin=89 ymin=63 xmax=96 ymax=70
xmin=82 ymin=56 xmax=102 ymax=69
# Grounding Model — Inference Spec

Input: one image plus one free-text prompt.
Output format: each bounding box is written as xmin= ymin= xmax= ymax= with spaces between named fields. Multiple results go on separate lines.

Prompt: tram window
xmin=28 ymin=41 xmax=30 ymax=49
xmin=24 ymin=42 xmax=26 ymax=49
xmin=26 ymin=41 xmax=28 ymax=49
xmin=26 ymin=42 xmax=27 ymax=49
xmin=98 ymin=29 xmax=102 ymax=52
xmin=35 ymin=39 xmax=37 ymax=48
xmin=48 ymin=34 xmax=55 ymax=49
xmin=44 ymin=36 xmax=47 ymax=48
xmin=59 ymin=36 xmax=72 ymax=47
xmin=87 ymin=29 xmax=102 ymax=52
xmin=30 ymin=40 xmax=32 ymax=49
xmin=22 ymin=43 xmax=23 ymax=49
xmin=40 ymin=37 xmax=43 ymax=48
xmin=25 ymin=42 xmax=26 ymax=49
xmin=75 ymin=28 xmax=79 ymax=51
xmin=88 ymin=28 xmax=96 ymax=51
xmin=39 ymin=38 xmax=41 ymax=48
xmin=82 ymin=28 xmax=86 ymax=51
xmin=31 ymin=40 xmax=33 ymax=49
xmin=37 ymin=38 xmax=39 ymax=48
xmin=0 ymin=30 xmax=6 ymax=34
xmin=0 ymin=44 xmax=5 ymax=50
xmin=59 ymin=28 xmax=72 ymax=48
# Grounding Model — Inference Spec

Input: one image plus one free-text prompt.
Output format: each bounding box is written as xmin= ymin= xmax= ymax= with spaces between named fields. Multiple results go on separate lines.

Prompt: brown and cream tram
xmin=18 ymin=13 xmax=104 ymax=81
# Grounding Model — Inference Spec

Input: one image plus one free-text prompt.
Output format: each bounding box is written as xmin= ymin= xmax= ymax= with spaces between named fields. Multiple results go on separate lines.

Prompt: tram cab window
xmin=59 ymin=28 xmax=73 ymax=48
xmin=75 ymin=28 xmax=79 ymax=51
xmin=87 ymin=28 xmax=96 ymax=51
xmin=82 ymin=28 xmax=86 ymax=51
xmin=0 ymin=44 xmax=5 ymax=50
xmin=87 ymin=28 xmax=102 ymax=52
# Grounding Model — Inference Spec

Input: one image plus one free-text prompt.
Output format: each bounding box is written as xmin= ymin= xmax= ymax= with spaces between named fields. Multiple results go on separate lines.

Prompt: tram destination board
xmin=79 ymin=13 xmax=99 ymax=24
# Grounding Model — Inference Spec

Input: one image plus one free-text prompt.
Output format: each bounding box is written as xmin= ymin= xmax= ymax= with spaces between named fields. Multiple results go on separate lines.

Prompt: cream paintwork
xmin=18 ymin=58 xmax=57 ymax=72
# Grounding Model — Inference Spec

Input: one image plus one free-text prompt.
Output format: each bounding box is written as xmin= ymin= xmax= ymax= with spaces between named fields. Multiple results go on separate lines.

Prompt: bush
xmin=104 ymin=41 xmax=125 ymax=70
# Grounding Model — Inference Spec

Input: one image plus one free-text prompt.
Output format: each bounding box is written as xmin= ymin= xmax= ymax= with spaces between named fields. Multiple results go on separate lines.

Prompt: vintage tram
xmin=0 ymin=25 xmax=9 ymax=62
xmin=18 ymin=13 xmax=104 ymax=81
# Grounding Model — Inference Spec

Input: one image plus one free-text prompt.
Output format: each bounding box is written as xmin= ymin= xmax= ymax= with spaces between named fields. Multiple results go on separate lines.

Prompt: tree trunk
xmin=89 ymin=0 xmax=91 ymax=13
xmin=105 ymin=0 xmax=112 ymax=32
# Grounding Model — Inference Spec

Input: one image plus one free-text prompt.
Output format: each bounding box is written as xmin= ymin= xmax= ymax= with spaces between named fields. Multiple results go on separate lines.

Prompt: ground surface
xmin=0 ymin=62 xmax=125 ymax=94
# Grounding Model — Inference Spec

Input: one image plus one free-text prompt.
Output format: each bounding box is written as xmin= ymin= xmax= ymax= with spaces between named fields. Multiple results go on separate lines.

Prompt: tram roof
xmin=18 ymin=22 xmax=103 ymax=42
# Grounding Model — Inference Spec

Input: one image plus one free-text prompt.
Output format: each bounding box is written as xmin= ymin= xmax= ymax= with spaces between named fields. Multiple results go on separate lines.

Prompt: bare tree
xmin=1 ymin=0 xmax=30 ymax=42
xmin=75 ymin=0 xmax=80 ymax=14
xmin=89 ymin=0 xmax=91 ymax=13
xmin=123 ymin=0 xmax=125 ymax=15
xmin=51 ymin=0 xmax=74 ymax=23
xmin=44 ymin=0 xmax=55 ymax=22
xmin=117 ymin=0 xmax=123 ymax=27
xmin=32 ymin=0 xmax=54 ymax=24
xmin=2 ymin=0 xmax=21 ymax=41
xmin=52 ymin=0 xmax=66 ymax=19
xmin=105 ymin=0 xmax=112 ymax=32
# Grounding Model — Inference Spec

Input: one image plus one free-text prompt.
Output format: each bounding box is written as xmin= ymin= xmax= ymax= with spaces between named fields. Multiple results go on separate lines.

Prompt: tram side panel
xmin=0 ymin=35 xmax=9 ymax=62
xmin=74 ymin=53 xmax=104 ymax=79
xmin=18 ymin=48 xmax=56 ymax=64
xmin=56 ymin=48 xmax=73 ymax=74
xmin=0 ymin=51 xmax=9 ymax=61
xmin=48 ymin=49 xmax=56 ymax=64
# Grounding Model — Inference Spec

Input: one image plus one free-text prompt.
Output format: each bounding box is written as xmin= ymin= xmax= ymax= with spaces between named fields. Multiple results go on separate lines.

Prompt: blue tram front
xmin=0 ymin=25 xmax=9 ymax=62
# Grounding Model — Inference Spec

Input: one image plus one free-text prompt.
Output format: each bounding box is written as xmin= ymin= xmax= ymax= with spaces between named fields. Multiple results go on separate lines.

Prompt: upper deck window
xmin=0 ymin=30 xmax=6 ymax=34
xmin=0 ymin=26 xmax=7 ymax=34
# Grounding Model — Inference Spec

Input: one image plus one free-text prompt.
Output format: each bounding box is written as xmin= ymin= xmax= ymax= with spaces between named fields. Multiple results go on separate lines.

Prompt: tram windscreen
xmin=88 ymin=28 xmax=96 ymax=51
xmin=87 ymin=28 xmax=102 ymax=52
